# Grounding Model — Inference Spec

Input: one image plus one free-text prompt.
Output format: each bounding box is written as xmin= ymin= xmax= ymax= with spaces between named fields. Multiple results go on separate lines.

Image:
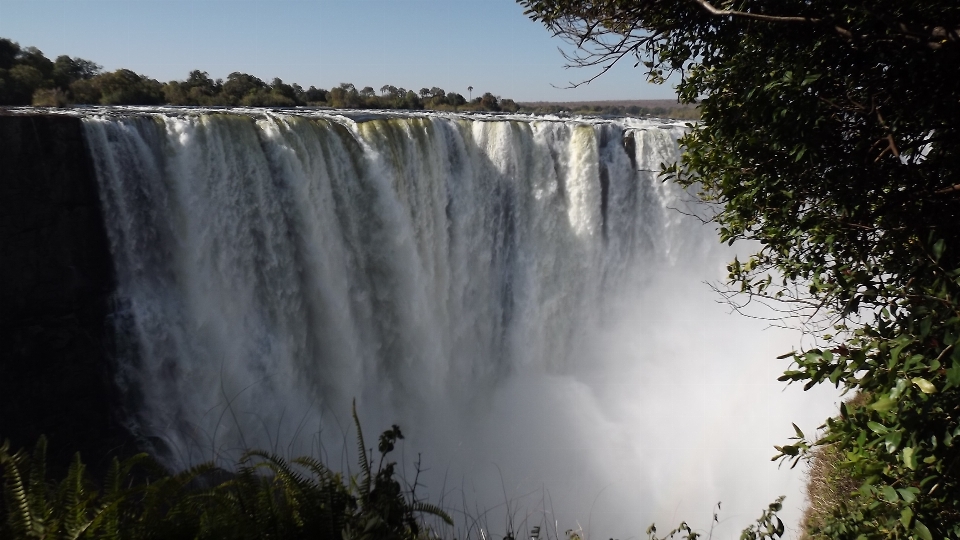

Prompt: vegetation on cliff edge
xmin=520 ymin=0 xmax=960 ymax=537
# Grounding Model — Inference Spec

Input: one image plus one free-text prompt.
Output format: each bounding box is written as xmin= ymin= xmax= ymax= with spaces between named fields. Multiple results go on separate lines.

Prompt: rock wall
xmin=0 ymin=113 xmax=129 ymax=473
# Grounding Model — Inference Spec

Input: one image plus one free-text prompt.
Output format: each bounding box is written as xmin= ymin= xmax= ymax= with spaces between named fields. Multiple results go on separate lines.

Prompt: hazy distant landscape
xmin=518 ymin=99 xmax=699 ymax=119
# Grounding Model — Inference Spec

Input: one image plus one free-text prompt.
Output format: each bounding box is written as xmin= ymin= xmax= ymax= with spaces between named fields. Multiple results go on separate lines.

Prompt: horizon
xmin=0 ymin=0 xmax=678 ymax=103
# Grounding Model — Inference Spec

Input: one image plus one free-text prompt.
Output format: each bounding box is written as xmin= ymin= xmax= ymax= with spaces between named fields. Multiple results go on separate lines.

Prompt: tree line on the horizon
xmin=0 ymin=38 xmax=519 ymax=112
xmin=523 ymin=102 xmax=700 ymax=120
xmin=0 ymin=37 xmax=696 ymax=118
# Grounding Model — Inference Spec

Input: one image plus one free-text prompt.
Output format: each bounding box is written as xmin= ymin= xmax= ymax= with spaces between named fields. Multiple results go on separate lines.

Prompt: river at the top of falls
xmin=67 ymin=106 xmax=836 ymax=540
xmin=10 ymin=104 xmax=691 ymax=127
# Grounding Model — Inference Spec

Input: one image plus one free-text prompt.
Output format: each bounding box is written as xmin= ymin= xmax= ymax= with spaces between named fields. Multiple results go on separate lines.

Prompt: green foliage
xmin=0 ymin=35 xmax=519 ymax=111
xmin=645 ymin=498 xmax=786 ymax=540
xmin=32 ymin=88 xmax=68 ymax=108
xmin=519 ymin=0 xmax=960 ymax=537
xmin=1 ymin=412 xmax=451 ymax=540
xmin=0 ymin=39 xmax=99 ymax=105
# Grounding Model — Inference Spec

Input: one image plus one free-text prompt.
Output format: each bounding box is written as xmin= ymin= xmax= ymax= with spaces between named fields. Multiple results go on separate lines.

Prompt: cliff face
xmin=0 ymin=114 xmax=129 ymax=472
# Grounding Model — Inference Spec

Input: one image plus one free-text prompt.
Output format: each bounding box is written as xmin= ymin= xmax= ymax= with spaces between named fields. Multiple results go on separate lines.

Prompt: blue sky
xmin=0 ymin=0 xmax=678 ymax=102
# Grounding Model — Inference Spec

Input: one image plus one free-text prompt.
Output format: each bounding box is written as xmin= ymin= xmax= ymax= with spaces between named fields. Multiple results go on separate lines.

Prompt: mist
xmin=81 ymin=108 xmax=841 ymax=540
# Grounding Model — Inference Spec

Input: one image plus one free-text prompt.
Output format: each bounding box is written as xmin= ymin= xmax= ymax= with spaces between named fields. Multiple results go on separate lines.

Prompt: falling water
xmin=81 ymin=108 xmax=837 ymax=539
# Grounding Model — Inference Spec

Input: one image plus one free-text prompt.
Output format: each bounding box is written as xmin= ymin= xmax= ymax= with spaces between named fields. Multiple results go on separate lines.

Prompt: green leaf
xmin=900 ymin=507 xmax=913 ymax=528
xmin=881 ymin=485 xmax=898 ymax=502
xmin=933 ymin=239 xmax=945 ymax=261
xmin=912 ymin=377 xmax=936 ymax=394
xmin=915 ymin=521 xmax=933 ymax=540
xmin=792 ymin=423 xmax=804 ymax=439
xmin=903 ymin=447 xmax=918 ymax=470
xmin=897 ymin=488 xmax=917 ymax=504
xmin=885 ymin=431 xmax=902 ymax=453
xmin=945 ymin=359 xmax=960 ymax=390
xmin=891 ymin=340 xmax=910 ymax=367
xmin=869 ymin=395 xmax=896 ymax=413
xmin=868 ymin=421 xmax=888 ymax=434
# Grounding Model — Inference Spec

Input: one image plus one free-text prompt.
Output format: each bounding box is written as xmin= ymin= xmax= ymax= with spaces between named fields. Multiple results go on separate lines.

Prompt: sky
xmin=0 ymin=0 xmax=679 ymax=102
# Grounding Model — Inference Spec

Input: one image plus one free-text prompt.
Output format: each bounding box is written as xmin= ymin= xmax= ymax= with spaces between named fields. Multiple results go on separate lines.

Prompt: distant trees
xmin=0 ymin=36 xmax=518 ymax=113
xmin=0 ymin=38 xmax=103 ymax=105
xmin=163 ymin=70 xmax=221 ymax=105
xmin=96 ymin=69 xmax=163 ymax=105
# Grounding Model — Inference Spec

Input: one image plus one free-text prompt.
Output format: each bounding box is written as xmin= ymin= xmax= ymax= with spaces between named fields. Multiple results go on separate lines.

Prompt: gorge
xmin=0 ymin=108 xmax=836 ymax=539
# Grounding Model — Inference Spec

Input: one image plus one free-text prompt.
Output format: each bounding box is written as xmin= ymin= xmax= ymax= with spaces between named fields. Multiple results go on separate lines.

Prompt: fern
xmin=56 ymin=452 xmax=95 ymax=539
xmin=290 ymin=455 xmax=334 ymax=484
xmin=27 ymin=437 xmax=49 ymax=535
xmin=411 ymin=501 xmax=454 ymax=526
xmin=1 ymin=440 xmax=34 ymax=538
xmin=352 ymin=399 xmax=372 ymax=500
xmin=1 ymin=421 xmax=452 ymax=540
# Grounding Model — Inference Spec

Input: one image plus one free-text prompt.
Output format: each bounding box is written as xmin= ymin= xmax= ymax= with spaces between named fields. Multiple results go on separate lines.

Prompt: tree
xmin=328 ymin=82 xmax=361 ymax=108
xmin=0 ymin=42 xmax=53 ymax=104
xmin=304 ymin=86 xmax=328 ymax=103
xmin=96 ymin=69 xmax=163 ymax=105
xmin=221 ymin=72 xmax=267 ymax=105
xmin=0 ymin=38 xmax=19 ymax=70
xmin=164 ymin=70 xmax=221 ymax=105
xmin=16 ymin=46 xmax=53 ymax=79
xmin=1 ymin=65 xmax=44 ymax=104
xmin=52 ymin=55 xmax=101 ymax=88
xmin=445 ymin=92 xmax=466 ymax=107
xmin=479 ymin=92 xmax=500 ymax=111
xmin=520 ymin=0 xmax=960 ymax=538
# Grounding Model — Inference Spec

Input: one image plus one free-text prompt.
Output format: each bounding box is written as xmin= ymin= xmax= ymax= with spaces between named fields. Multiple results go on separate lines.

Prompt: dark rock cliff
xmin=0 ymin=113 xmax=131 ymax=473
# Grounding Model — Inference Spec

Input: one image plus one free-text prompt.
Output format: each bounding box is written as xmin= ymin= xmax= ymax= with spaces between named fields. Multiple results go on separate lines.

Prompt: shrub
xmin=31 ymin=88 xmax=67 ymax=107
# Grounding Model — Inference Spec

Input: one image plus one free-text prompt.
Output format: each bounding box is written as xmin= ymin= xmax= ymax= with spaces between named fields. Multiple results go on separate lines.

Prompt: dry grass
xmin=799 ymin=393 xmax=869 ymax=539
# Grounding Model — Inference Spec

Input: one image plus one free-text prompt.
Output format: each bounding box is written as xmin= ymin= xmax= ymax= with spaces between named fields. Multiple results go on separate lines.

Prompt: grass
xmin=798 ymin=393 xmax=869 ymax=540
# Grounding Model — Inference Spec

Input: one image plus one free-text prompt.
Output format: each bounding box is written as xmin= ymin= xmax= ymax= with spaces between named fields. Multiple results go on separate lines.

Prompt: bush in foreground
xmin=0 ymin=403 xmax=451 ymax=540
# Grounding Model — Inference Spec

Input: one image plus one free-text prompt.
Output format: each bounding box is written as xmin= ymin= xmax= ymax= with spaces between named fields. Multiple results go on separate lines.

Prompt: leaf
xmin=920 ymin=317 xmax=932 ymax=340
xmin=868 ymin=421 xmax=888 ymax=434
xmin=933 ymin=239 xmax=945 ymax=261
xmin=915 ymin=521 xmax=933 ymax=540
xmin=870 ymin=394 xmax=896 ymax=413
xmin=897 ymin=488 xmax=917 ymax=503
xmin=885 ymin=431 xmax=902 ymax=453
xmin=900 ymin=507 xmax=913 ymax=528
xmin=945 ymin=359 xmax=960 ymax=390
xmin=792 ymin=423 xmax=804 ymax=439
xmin=912 ymin=377 xmax=936 ymax=394
xmin=891 ymin=340 xmax=909 ymax=366
xmin=880 ymin=485 xmax=898 ymax=502
xmin=903 ymin=447 xmax=918 ymax=470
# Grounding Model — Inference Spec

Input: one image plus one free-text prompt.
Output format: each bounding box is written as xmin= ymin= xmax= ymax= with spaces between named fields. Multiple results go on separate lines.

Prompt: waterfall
xmin=81 ymin=109 xmax=835 ymax=538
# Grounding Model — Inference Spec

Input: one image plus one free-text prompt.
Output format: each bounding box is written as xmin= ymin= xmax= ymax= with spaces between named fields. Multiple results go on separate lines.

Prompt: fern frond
xmin=411 ymin=501 xmax=453 ymax=526
xmin=242 ymin=450 xmax=307 ymax=527
xmin=1 ymin=446 xmax=34 ymax=537
xmin=26 ymin=437 xmax=51 ymax=535
xmin=291 ymin=455 xmax=334 ymax=484
xmin=81 ymin=496 xmax=126 ymax=540
xmin=352 ymin=399 xmax=371 ymax=499
xmin=58 ymin=452 xmax=93 ymax=539
xmin=243 ymin=450 xmax=309 ymax=488
xmin=28 ymin=437 xmax=46 ymax=500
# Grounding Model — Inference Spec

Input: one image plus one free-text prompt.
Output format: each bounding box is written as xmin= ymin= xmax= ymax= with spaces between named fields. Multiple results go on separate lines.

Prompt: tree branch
xmin=692 ymin=0 xmax=821 ymax=24
xmin=691 ymin=0 xmax=960 ymax=47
